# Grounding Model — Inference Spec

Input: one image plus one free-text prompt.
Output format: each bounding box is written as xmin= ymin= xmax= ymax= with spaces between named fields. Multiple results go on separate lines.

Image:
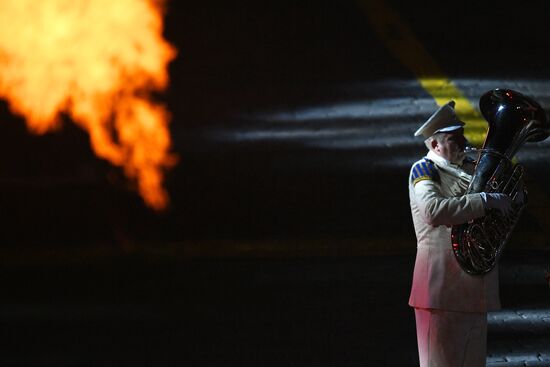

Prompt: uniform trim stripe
xmin=413 ymin=176 xmax=431 ymax=185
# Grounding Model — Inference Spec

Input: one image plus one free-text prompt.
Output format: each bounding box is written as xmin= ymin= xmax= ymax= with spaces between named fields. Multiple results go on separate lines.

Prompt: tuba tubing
xmin=451 ymin=88 xmax=550 ymax=275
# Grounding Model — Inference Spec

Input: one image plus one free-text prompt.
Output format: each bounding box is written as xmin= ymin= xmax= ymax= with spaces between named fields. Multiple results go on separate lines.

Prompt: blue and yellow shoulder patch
xmin=410 ymin=159 xmax=438 ymax=185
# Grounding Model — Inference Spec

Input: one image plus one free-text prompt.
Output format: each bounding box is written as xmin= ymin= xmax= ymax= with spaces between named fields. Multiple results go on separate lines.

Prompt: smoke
xmin=0 ymin=0 xmax=177 ymax=210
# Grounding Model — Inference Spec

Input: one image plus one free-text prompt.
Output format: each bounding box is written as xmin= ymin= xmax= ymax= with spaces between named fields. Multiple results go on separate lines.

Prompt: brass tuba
xmin=451 ymin=88 xmax=550 ymax=275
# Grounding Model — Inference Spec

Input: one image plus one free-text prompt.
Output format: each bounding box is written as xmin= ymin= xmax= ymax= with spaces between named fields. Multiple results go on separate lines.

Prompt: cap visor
xmin=434 ymin=125 xmax=464 ymax=134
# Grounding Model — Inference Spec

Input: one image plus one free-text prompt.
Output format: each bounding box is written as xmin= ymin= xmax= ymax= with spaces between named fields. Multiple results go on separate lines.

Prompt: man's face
xmin=432 ymin=129 xmax=466 ymax=164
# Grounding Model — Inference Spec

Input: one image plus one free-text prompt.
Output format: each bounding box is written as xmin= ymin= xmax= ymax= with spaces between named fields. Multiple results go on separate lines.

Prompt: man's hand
xmin=480 ymin=192 xmax=513 ymax=215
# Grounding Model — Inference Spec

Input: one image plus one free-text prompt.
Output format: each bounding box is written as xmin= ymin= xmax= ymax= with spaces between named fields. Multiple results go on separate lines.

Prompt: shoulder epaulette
xmin=411 ymin=158 xmax=438 ymax=185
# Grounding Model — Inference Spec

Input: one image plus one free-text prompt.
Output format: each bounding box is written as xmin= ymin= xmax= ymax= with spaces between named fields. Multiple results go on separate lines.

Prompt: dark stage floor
xmin=2 ymin=246 xmax=549 ymax=367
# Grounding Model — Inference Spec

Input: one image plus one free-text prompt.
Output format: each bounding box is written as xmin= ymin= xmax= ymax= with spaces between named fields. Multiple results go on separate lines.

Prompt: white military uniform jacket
xmin=408 ymin=150 xmax=501 ymax=312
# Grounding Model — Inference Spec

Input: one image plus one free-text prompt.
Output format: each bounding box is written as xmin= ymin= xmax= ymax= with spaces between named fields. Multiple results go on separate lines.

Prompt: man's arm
xmin=413 ymin=179 xmax=485 ymax=226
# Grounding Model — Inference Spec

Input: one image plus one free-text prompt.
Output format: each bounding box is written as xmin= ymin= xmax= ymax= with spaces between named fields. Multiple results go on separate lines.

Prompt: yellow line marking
xmin=357 ymin=0 xmax=486 ymax=146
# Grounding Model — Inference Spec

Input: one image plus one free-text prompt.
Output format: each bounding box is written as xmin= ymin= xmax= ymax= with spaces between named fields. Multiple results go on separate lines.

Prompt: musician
xmin=408 ymin=101 xmax=513 ymax=367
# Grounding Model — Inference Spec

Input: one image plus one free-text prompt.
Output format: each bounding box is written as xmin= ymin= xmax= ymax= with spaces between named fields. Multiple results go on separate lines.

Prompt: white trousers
xmin=414 ymin=308 xmax=487 ymax=367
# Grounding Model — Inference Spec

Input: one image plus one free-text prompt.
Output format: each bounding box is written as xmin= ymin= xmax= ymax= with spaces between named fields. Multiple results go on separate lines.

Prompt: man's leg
xmin=414 ymin=307 xmax=431 ymax=367
xmin=414 ymin=308 xmax=487 ymax=367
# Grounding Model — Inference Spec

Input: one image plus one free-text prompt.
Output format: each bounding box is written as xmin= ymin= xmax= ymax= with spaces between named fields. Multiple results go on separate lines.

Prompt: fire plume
xmin=0 ymin=0 xmax=177 ymax=210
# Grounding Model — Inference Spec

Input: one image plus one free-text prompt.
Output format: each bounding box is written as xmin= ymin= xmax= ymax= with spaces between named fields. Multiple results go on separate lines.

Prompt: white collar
xmin=426 ymin=150 xmax=466 ymax=169
xmin=426 ymin=150 xmax=471 ymax=180
xmin=426 ymin=150 xmax=452 ymax=166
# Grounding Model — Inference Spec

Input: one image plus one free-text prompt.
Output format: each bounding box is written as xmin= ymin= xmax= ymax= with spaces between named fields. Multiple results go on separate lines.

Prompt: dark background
xmin=1 ymin=1 xmax=549 ymax=366
xmin=2 ymin=0 xmax=550 ymax=245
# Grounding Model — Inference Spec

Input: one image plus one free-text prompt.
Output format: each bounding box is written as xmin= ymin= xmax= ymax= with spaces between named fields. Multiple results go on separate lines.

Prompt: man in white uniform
xmin=408 ymin=101 xmax=512 ymax=367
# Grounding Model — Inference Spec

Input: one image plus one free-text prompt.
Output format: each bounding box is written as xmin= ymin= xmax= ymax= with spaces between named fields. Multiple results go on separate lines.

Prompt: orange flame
xmin=0 ymin=0 xmax=177 ymax=210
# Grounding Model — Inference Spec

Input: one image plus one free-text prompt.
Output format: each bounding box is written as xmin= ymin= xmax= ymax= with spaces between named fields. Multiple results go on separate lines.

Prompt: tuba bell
xmin=451 ymin=88 xmax=550 ymax=275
